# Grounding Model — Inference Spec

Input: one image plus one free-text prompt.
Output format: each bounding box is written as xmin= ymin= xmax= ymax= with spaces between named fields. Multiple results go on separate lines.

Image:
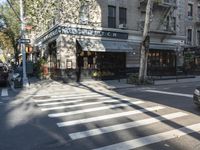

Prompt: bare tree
xmin=138 ymin=0 xmax=153 ymax=83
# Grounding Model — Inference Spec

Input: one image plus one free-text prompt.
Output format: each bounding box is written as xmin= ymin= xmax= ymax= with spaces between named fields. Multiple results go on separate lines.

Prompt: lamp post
xmin=20 ymin=0 xmax=29 ymax=87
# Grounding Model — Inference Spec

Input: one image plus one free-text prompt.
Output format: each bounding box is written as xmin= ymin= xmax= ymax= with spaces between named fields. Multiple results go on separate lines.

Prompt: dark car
xmin=193 ymin=87 xmax=200 ymax=107
xmin=0 ymin=63 xmax=9 ymax=86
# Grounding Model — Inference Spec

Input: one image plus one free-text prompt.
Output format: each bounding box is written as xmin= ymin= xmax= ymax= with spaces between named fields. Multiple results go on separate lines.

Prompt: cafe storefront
xmin=35 ymin=24 xmax=139 ymax=81
xmin=147 ymin=43 xmax=177 ymax=76
xmin=35 ymin=24 xmax=182 ymax=81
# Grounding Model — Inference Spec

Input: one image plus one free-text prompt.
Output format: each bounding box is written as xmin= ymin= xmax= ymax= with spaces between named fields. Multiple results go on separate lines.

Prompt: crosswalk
xmin=33 ymin=88 xmax=200 ymax=150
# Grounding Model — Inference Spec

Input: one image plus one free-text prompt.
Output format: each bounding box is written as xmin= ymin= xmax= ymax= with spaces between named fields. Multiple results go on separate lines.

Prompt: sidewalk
xmin=11 ymin=76 xmax=200 ymax=93
xmin=78 ymin=79 xmax=135 ymax=90
xmin=79 ymin=76 xmax=200 ymax=90
xmin=153 ymin=76 xmax=200 ymax=85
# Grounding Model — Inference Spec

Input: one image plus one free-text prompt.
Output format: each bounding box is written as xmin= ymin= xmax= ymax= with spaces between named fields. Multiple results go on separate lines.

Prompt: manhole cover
xmin=33 ymin=96 xmax=50 ymax=100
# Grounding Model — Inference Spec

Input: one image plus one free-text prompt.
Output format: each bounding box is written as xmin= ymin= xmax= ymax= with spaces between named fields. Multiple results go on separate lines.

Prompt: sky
xmin=0 ymin=0 xmax=6 ymax=5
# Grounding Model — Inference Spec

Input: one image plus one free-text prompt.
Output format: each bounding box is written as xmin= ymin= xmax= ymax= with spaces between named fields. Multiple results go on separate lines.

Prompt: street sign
xmin=18 ymin=39 xmax=30 ymax=44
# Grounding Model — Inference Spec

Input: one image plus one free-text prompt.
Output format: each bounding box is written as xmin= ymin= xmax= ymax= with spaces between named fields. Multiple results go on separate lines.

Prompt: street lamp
xmin=20 ymin=0 xmax=29 ymax=87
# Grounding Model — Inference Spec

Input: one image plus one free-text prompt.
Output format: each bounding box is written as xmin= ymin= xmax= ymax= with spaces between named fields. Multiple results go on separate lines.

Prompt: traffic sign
xmin=18 ymin=39 xmax=30 ymax=44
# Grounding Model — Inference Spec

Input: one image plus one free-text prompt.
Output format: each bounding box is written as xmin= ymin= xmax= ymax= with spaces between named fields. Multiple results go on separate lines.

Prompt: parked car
xmin=0 ymin=63 xmax=9 ymax=86
xmin=193 ymin=87 xmax=200 ymax=107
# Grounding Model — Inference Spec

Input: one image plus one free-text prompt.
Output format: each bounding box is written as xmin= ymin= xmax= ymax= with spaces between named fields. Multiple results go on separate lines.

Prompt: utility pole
xmin=20 ymin=0 xmax=29 ymax=87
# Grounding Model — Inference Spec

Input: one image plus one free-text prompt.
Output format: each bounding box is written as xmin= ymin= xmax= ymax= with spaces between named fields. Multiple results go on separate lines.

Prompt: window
xmin=119 ymin=7 xmax=127 ymax=25
xmin=79 ymin=2 xmax=89 ymax=25
xmin=188 ymin=3 xmax=193 ymax=17
xmin=108 ymin=6 xmax=116 ymax=28
xmin=165 ymin=16 xmax=170 ymax=31
xmin=198 ymin=6 xmax=200 ymax=20
xmin=187 ymin=29 xmax=192 ymax=45
xmin=197 ymin=31 xmax=200 ymax=45
xmin=171 ymin=17 xmax=176 ymax=31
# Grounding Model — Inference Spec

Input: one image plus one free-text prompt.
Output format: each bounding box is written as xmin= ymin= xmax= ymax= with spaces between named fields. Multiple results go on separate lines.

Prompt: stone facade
xmin=34 ymin=0 xmax=188 ymax=80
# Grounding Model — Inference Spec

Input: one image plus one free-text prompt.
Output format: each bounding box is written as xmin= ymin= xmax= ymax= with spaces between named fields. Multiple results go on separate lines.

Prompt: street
xmin=0 ymin=81 xmax=200 ymax=150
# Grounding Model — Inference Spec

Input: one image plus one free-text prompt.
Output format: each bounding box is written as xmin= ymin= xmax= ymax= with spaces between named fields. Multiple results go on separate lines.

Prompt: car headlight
xmin=194 ymin=89 xmax=200 ymax=96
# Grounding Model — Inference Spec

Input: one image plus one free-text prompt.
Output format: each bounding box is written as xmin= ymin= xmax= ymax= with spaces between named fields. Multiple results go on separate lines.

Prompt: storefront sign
xmin=37 ymin=28 xmax=60 ymax=43
xmin=36 ymin=25 xmax=128 ymax=43
xmin=58 ymin=26 xmax=128 ymax=39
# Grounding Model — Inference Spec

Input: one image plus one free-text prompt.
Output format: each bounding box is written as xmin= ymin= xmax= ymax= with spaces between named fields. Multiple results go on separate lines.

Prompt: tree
xmin=0 ymin=1 xmax=20 ymax=57
xmin=138 ymin=0 xmax=153 ymax=83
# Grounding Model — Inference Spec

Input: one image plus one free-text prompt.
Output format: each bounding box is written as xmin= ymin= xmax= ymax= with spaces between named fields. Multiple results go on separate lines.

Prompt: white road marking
xmin=41 ymin=100 xmax=143 ymax=111
xmin=37 ymin=97 xmax=110 ymax=106
xmin=93 ymin=123 xmax=200 ymax=150
xmin=145 ymin=90 xmax=193 ymax=98
xmin=1 ymin=88 xmax=8 ymax=97
xmin=50 ymin=92 xmax=103 ymax=98
xmin=69 ymin=112 xmax=188 ymax=140
xmin=34 ymin=94 xmax=104 ymax=103
xmin=57 ymin=106 xmax=165 ymax=127
xmin=48 ymin=101 xmax=144 ymax=117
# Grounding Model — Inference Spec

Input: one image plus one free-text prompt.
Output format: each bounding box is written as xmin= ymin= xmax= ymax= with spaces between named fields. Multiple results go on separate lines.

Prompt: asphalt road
xmin=0 ymin=81 xmax=200 ymax=150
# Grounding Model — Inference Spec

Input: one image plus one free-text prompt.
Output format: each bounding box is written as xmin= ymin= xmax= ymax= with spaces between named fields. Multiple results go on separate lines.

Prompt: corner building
xmin=34 ymin=0 xmax=186 ymax=81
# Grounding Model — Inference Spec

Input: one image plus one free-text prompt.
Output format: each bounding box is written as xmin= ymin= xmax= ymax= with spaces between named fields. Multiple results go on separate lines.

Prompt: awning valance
xmin=150 ymin=43 xmax=177 ymax=51
xmin=77 ymin=39 xmax=139 ymax=53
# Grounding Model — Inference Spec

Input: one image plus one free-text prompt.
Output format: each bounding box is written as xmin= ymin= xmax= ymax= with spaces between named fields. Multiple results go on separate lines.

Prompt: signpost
xmin=18 ymin=39 xmax=30 ymax=44
xmin=20 ymin=0 xmax=29 ymax=88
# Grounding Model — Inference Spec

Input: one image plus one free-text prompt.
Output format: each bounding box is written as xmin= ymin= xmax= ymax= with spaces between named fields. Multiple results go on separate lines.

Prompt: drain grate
xmin=33 ymin=96 xmax=51 ymax=100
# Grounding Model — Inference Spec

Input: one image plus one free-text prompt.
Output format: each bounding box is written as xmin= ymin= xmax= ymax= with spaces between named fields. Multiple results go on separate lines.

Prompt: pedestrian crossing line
xmin=34 ymin=91 xmax=102 ymax=98
xmin=69 ymin=112 xmax=188 ymax=140
xmin=34 ymin=94 xmax=106 ymax=103
xmin=93 ymin=123 xmax=200 ymax=150
xmin=37 ymin=97 xmax=111 ymax=106
xmin=145 ymin=90 xmax=193 ymax=98
xmin=41 ymin=99 xmax=123 ymax=111
xmin=40 ymin=100 xmax=144 ymax=111
xmin=48 ymin=101 xmax=144 ymax=117
xmin=1 ymin=88 xmax=8 ymax=97
xmin=57 ymin=106 xmax=165 ymax=127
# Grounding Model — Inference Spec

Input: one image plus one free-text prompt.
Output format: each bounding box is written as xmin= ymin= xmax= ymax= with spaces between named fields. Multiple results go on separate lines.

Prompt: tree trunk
xmin=138 ymin=0 xmax=153 ymax=83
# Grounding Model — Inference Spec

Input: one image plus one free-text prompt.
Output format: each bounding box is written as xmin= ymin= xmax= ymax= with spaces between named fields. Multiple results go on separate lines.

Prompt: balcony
xmin=137 ymin=20 xmax=176 ymax=35
xmin=140 ymin=0 xmax=177 ymax=8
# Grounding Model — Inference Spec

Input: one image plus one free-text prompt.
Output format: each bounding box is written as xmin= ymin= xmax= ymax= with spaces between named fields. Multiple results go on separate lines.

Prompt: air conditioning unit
xmin=119 ymin=24 xmax=127 ymax=29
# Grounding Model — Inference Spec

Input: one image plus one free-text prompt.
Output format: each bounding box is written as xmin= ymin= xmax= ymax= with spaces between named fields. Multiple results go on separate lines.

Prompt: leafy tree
xmin=0 ymin=1 xmax=20 ymax=57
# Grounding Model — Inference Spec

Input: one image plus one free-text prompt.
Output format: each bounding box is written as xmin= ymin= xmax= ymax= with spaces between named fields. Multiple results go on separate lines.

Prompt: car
xmin=0 ymin=63 xmax=9 ymax=86
xmin=193 ymin=87 xmax=200 ymax=107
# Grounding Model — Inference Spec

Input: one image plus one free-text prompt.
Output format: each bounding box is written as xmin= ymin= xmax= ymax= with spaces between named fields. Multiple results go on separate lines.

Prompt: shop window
xmin=83 ymin=57 xmax=88 ymax=69
xmin=108 ymin=6 xmax=116 ymax=28
xmin=66 ymin=60 xmax=72 ymax=69
xmin=57 ymin=60 xmax=60 ymax=69
xmin=88 ymin=56 xmax=93 ymax=65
